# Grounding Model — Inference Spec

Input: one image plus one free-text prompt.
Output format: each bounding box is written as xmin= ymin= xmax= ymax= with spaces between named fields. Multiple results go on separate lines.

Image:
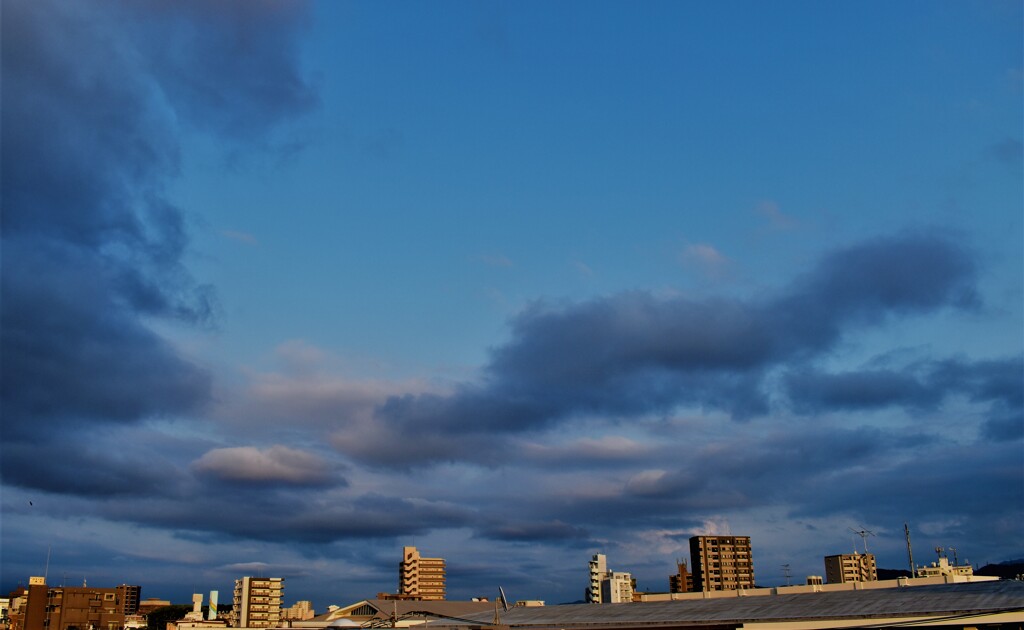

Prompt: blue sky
xmin=2 ymin=0 xmax=1021 ymax=610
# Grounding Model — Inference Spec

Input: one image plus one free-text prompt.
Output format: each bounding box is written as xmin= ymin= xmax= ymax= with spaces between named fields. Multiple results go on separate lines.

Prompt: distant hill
xmin=976 ymin=560 xmax=1024 ymax=580
xmin=877 ymin=568 xmax=912 ymax=580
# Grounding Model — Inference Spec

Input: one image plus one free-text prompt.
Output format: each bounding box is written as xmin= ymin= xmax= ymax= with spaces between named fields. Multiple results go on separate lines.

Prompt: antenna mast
xmin=848 ymin=527 xmax=875 ymax=553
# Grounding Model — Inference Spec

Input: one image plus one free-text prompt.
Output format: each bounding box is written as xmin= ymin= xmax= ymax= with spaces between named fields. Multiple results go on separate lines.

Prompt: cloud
xmin=785 ymin=356 xmax=1023 ymax=439
xmin=475 ymin=520 xmax=590 ymax=543
xmin=192 ymin=446 xmax=340 ymax=487
xmin=0 ymin=0 xmax=316 ymax=506
xmin=223 ymin=230 xmax=259 ymax=245
xmin=755 ymin=200 xmax=799 ymax=229
xmin=680 ymin=243 xmax=730 ymax=279
xmin=987 ymin=138 xmax=1023 ymax=165
xmin=337 ymin=232 xmax=979 ymax=468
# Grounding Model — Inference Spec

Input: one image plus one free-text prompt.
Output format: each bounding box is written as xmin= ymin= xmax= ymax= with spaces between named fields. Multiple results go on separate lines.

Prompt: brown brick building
xmin=10 ymin=578 xmax=136 ymax=630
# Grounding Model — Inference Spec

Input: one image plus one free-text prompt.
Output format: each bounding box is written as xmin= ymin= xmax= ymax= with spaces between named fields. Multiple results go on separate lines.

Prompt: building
xmin=398 ymin=546 xmax=446 ymax=601
xmin=280 ymin=600 xmax=315 ymax=621
xmin=669 ymin=560 xmax=693 ymax=593
xmin=8 ymin=577 xmax=136 ymax=630
xmin=825 ymin=553 xmax=877 ymax=584
xmin=323 ymin=598 xmax=493 ymax=626
xmin=232 ymin=577 xmax=283 ymax=628
xmin=586 ymin=554 xmax=607 ymax=603
xmin=118 ymin=585 xmax=141 ymax=616
xmin=689 ymin=535 xmax=755 ymax=591
xmin=599 ymin=572 xmax=634 ymax=604
xmin=916 ymin=555 xmax=976 ymax=578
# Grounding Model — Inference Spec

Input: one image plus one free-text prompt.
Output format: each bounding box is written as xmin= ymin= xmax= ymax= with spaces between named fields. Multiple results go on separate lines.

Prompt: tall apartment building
xmin=689 ymin=535 xmax=755 ymax=591
xmin=824 ymin=553 xmax=877 ymax=584
xmin=232 ymin=577 xmax=283 ymax=628
xmin=398 ymin=546 xmax=446 ymax=601
xmin=586 ymin=554 xmax=608 ymax=603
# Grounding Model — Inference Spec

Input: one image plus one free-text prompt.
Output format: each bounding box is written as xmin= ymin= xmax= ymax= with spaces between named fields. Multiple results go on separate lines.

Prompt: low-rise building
xmin=916 ymin=556 xmax=976 ymax=578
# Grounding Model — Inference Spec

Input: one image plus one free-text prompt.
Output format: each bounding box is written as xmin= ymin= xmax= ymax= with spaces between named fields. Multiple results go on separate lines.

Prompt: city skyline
xmin=2 ymin=0 xmax=1022 ymax=610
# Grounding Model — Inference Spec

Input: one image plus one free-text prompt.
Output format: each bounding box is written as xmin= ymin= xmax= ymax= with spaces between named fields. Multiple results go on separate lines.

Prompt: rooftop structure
xmin=441 ymin=580 xmax=1024 ymax=629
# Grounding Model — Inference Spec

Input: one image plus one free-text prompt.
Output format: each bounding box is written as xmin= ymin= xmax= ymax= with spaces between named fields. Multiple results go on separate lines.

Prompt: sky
xmin=2 ymin=0 xmax=1022 ymax=611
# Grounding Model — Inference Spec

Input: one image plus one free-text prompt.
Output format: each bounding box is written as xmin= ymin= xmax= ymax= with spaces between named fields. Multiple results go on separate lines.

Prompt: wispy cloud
xmin=223 ymin=229 xmax=259 ymax=245
xmin=755 ymin=200 xmax=799 ymax=229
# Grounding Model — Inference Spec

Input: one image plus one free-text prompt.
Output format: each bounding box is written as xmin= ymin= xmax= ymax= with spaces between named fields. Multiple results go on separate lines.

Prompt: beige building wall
xmin=824 ymin=553 xmax=877 ymax=584
xmin=232 ymin=577 xmax=283 ymax=628
xmin=689 ymin=536 xmax=755 ymax=591
xmin=600 ymin=572 xmax=634 ymax=604
xmin=398 ymin=546 xmax=446 ymax=601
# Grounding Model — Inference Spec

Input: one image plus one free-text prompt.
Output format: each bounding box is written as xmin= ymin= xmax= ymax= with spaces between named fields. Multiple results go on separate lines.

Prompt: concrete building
xmin=8 ymin=577 xmax=136 ymax=630
xmin=689 ymin=536 xmax=755 ymax=591
xmin=916 ymin=555 xmax=976 ymax=578
xmin=669 ymin=560 xmax=693 ymax=593
xmin=600 ymin=572 xmax=634 ymax=604
xmin=232 ymin=577 xmax=283 ymax=628
xmin=398 ymin=546 xmax=446 ymax=601
xmin=281 ymin=600 xmax=315 ymax=621
xmin=585 ymin=554 xmax=607 ymax=603
xmin=824 ymin=552 xmax=877 ymax=584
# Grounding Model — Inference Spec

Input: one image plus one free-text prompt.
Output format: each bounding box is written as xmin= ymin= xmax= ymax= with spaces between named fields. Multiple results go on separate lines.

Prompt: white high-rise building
xmin=586 ymin=554 xmax=607 ymax=603
xmin=600 ymin=572 xmax=634 ymax=604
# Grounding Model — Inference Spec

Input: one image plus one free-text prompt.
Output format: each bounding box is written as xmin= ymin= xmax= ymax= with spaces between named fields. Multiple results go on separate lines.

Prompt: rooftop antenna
xmin=935 ymin=546 xmax=944 ymax=562
xmin=781 ymin=564 xmax=792 ymax=587
xmin=44 ymin=546 xmax=51 ymax=582
xmin=948 ymin=547 xmax=959 ymax=567
xmin=904 ymin=523 xmax=916 ymax=577
xmin=848 ymin=527 xmax=875 ymax=553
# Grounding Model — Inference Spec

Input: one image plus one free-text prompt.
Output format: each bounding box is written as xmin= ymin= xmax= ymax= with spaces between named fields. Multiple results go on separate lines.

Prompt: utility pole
xmin=904 ymin=523 xmax=915 ymax=577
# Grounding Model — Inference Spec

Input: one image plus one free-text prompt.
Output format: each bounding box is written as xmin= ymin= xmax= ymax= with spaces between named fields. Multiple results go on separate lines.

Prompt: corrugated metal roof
xmin=442 ymin=581 xmax=1024 ymax=627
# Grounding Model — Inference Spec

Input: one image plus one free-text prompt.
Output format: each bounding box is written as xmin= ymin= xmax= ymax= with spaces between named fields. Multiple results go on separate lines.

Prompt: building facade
xmin=586 ymin=554 xmax=608 ymax=603
xmin=689 ymin=536 xmax=755 ymax=591
xmin=232 ymin=577 xmax=283 ymax=628
xmin=280 ymin=600 xmax=315 ymax=621
xmin=398 ymin=546 xmax=446 ymax=601
xmin=9 ymin=578 xmax=136 ymax=630
xmin=824 ymin=553 xmax=878 ymax=584
xmin=916 ymin=556 xmax=975 ymax=578
xmin=669 ymin=560 xmax=693 ymax=593
xmin=600 ymin=572 xmax=634 ymax=604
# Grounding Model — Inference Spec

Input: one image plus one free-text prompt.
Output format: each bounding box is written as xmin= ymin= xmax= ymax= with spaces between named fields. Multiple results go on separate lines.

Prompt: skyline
xmin=2 ymin=0 xmax=1022 ymax=610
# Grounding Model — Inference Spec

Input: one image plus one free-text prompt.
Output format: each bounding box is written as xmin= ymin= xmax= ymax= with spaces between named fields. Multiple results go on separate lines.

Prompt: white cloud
xmin=192 ymin=445 xmax=334 ymax=486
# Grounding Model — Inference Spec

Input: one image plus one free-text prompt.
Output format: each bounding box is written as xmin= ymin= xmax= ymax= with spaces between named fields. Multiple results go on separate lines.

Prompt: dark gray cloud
xmin=1 ymin=0 xmax=314 ymax=460
xmin=475 ymin=520 xmax=590 ymax=543
xmin=785 ymin=356 xmax=1023 ymax=441
xmin=348 ymin=232 xmax=978 ymax=467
